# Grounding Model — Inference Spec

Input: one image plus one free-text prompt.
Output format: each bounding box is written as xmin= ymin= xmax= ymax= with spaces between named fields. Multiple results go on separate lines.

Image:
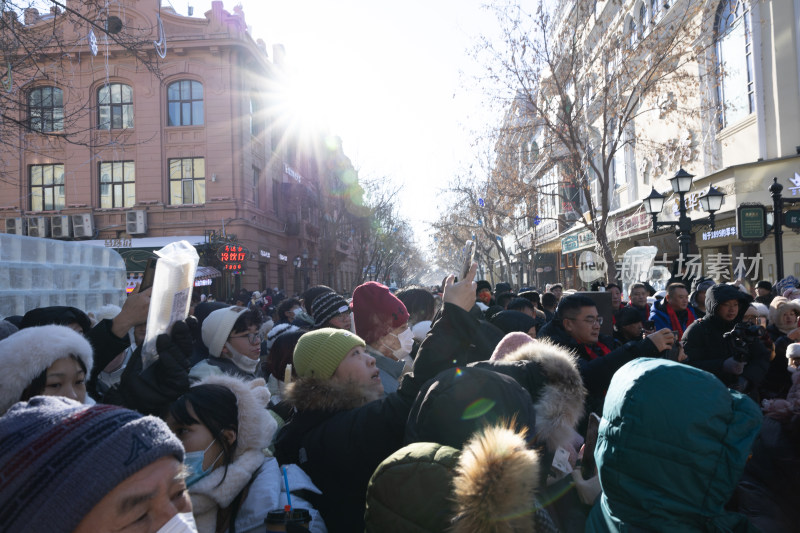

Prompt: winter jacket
xmin=735 ymin=416 xmax=800 ymax=533
xmin=649 ymin=299 xmax=696 ymax=335
xmin=538 ymin=317 xmax=661 ymax=417
xmin=366 ymin=346 xmax=406 ymax=395
xmin=365 ymin=426 xmax=556 ymax=533
xmin=683 ymin=284 xmax=771 ymax=390
xmin=586 ymin=358 xmax=762 ymax=533
xmin=761 ymin=323 xmax=794 ymax=398
xmin=273 ymin=303 xmax=483 ymax=533
xmin=469 ymin=339 xmax=586 ymax=453
xmin=188 ymin=375 xmax=325 ymax=533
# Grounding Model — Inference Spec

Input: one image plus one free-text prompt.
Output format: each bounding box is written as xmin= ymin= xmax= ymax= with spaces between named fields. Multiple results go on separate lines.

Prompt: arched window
xmin=167 ymin=80 xmax=204 ymax=126
xmin=28 ymin=86 xmax=63 ymax=132
xmin=98 ymin=83 xmax=133 ymax=130
xmin=715 ymin=0 xmax=754 ymax=128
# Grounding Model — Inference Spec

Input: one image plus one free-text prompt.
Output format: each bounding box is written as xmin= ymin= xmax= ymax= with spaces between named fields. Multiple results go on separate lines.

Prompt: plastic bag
xmin=141 ymin=241 xmax=198 ymax=370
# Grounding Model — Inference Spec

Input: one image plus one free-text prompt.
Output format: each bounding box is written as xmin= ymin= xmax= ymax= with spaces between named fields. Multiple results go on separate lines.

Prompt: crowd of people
xmin=0 ymin=269 xmax=798 ymax=532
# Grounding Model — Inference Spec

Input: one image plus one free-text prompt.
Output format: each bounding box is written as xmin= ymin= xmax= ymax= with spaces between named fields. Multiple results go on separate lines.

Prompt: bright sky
xmin=182 ymin=0 xmax=506 ymax=248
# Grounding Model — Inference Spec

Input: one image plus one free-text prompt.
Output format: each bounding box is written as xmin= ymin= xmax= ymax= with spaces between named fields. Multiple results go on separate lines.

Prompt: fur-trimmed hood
xmin=192 ymin=374 xmax=277 ymax=455
xmin=366 ymin=424 xmax=548 ymax=533
xmin=472 ymin=339 xmax=586 ymax=452
xmin=0 ymin=325 xmax=93 ymax=414
xmin=769 ymin=296 xmax=800 ymax=333
xmin=284 ymin=376 xmax=383 ymax=413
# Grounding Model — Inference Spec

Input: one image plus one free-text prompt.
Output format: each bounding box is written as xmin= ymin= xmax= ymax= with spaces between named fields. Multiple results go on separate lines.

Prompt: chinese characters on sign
xmin=701 ymin=227 xmax=736 ymax=241
xmin=217 ymin=244 xmax=249 ymax=271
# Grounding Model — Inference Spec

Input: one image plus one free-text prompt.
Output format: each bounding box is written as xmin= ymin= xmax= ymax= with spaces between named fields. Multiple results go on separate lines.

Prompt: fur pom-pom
xmin=451 ymin=424 xmax=540 ymax=533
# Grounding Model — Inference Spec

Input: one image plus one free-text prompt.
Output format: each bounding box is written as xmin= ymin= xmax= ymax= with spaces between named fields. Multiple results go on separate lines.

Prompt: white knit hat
xmin=0 ymin=325 xmax=94 ymax=414
xmin=201 ymin=306 xmax=249 ymax=357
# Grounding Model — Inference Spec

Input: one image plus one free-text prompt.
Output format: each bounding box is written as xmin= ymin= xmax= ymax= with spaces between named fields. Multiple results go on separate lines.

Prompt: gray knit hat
xmin=0 ymin=396 xmax=184 ymax=533
xmin=311 ymin=291 xmax=350 ymax=328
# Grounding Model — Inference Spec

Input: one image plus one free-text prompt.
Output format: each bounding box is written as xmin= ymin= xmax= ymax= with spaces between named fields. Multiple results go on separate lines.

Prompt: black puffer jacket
xmin=537 ymin=318 xmax=661 ymax=418
xmin=274 ymin=303 xmax=483 ymax=533
xmin=683 ymin=284 xmax=770 ymax=390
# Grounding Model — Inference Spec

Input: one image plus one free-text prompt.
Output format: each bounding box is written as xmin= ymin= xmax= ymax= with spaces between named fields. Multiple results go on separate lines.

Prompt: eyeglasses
xmin=565 ymin=316 xmax=603 ymax=326
xmin=229 ymin=333 xmax=262 ymax=345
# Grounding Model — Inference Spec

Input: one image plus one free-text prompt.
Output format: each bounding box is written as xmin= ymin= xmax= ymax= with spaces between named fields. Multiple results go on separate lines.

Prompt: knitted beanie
xmin=352 ymin=282 xmax=410 ymax=345
xmin=490 ymin=332 xmax=536 ymax=361
xmin=266 ymin=323 xmax=301 ymax=350
xmin=0 ymin=396 xmax=184 ymax=533
xmin=476 ymin=280 xmax=492 ymax=295
xmin=312 ymin=291 xmax=350 ymax=328
xmin=201 ymin=306 xmax=248 ymax=357
xmin=0 ymin=325 xmax=94 ymax=414
xmin=293 ymin=328 xmax=366 ymax=379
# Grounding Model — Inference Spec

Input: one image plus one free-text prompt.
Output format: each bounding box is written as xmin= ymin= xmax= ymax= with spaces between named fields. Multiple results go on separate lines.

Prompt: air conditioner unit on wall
xmin=26 ymin=216 xmax=50 ymax=238
xmin=51 ymin=215 xmax=72 ymax=238
xmin=71 ymin=213 xmax=95 ymax=239
xmin=126 ymin=210 xmax=147 ymax=235
xmin=5 ymin=217 xmax=26 ymax=235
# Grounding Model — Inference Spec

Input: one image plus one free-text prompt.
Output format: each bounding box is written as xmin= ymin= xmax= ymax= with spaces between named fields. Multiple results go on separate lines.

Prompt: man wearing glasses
xmin=191 ymin=306 xmax=264 ymax=381
xmin=538 ymin=294 xmax=674 ymax=415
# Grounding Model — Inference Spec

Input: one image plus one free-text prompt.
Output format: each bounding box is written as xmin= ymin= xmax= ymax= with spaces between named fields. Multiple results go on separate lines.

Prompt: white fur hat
xmin=193 ymin=374 xmax=277 ymax=455
xmin=787 ymin=343 xmax=800 ymax=359
xmin=0 ymin=325 xmax=94 ymax=414
xmin=201 ymin=306 xmax=248 ymax=357
xmin=87 ymin=304 xmax=122 ymax=327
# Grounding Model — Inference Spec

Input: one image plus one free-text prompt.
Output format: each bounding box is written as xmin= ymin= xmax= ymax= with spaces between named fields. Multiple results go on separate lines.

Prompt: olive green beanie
xmin=293 ymin=328 xmax=366 ymax=379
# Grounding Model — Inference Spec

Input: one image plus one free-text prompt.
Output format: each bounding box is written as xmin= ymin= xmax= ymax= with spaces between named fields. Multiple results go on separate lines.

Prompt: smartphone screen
xmin=581 ymin=412 xmax=601 ymax=479
xmin=139 ymin=258 xmax=158 ymax=292
xmin=461 ymin=240 xmax=476 ymax=280
xmin=644 ymin=320 xmax=655 ymax=331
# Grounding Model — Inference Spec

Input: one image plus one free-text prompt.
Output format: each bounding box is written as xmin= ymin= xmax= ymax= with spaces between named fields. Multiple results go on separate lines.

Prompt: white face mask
xmin=156 ymin=512 xmax=198 ymax=533
xmin=388 ymin=328 xmax=414 ymax=360
xmin=225 ymin=342 xmax=259 ymax=374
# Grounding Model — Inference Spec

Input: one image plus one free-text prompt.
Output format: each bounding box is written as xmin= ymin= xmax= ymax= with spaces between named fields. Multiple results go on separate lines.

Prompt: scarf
xmin=582 ymin=341 xmax=612 ymax=360
xmin=666 ymin=304 xmax=694 ymax=338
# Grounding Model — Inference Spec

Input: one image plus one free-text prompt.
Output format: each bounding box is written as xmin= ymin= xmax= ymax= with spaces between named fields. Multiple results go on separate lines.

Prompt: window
xmin=252 ymin=167 xmax=260 ymax=207
xmin=715 ymin=0 xmax=754 ymax=128
xmin=629 ymin=19 xmax=638 ymax=47
xmin=99 ymin=161 xmax=135 ymax=208
xmin=30 ymin=164 xmax=65 ymax=211
xmin=98 ymin=83 xmax=134 ymax=130
xmin=167 ymin=80 xmax=204 ymax=126
xmin=28 ymin=87 xmax=64 ymax=133
xmin=651 ymin=0 xmax=660 ymax=20
xmin=168 ymin=158 xmax=205 ymax=205
xmin=250 ymin=97 xmax=262 ymax=136
xmin=639 ymin=3 xmax=649 ymax=32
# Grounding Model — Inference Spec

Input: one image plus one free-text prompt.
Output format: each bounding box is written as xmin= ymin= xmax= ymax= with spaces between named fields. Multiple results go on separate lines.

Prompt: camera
xmin=722 ymin=322 xmax=766 ymax=363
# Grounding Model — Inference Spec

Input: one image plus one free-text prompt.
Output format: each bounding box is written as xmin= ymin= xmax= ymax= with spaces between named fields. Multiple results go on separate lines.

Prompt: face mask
xmin=156 ymin=512 xmax=198 ymax=533
xmin=184 ymin=439 xmax=222 ymax=487
xmin=225 ymin=342 xmax=260 ymax=374
xmin=389 ymin=328 xmax=414 ymax=360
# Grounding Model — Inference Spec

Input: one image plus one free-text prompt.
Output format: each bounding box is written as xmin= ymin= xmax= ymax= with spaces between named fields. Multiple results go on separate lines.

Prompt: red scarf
xmin=582 ymin=341 xmax=612 ymax=360
xmin=666 ymin=304 xmax=695 ymax=338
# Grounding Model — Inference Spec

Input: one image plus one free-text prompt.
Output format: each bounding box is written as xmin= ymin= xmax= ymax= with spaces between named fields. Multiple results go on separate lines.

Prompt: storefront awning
xmin=195 ymin=266 xmax=222 ymax=280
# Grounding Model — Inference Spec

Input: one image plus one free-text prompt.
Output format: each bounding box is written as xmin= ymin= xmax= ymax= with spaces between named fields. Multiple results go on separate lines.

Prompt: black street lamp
xmin=642 ymin=168 xmax=725 ymax=260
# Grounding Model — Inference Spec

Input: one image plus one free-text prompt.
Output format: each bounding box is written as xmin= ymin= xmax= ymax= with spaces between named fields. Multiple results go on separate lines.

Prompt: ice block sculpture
xmin=0 ymin=234 xmax=126 ymax=318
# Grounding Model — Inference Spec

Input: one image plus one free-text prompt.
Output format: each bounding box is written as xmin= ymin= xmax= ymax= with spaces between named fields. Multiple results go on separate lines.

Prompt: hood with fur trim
xmin=192 ymin=374 xmax=277 ymax=455
xmin=284 ymin=376 xmax=383 ymax=413
xmin=0 ymin=325 xmax=93 ymax=414
xmin=365 ymin=424 xmax=547 ymax=533
xmin=472 ymin=339 xmax=586 ymax=452
xmin=769 ymin=297 xmax=800 ymax=333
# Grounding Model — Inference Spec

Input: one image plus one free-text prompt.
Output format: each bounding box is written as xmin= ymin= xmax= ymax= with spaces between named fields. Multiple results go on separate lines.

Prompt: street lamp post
xmin=642 ymin=168 xmax=725 ymax=261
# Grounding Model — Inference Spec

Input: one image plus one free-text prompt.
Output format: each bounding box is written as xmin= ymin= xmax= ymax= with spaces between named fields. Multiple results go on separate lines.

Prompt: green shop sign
xmin=737 ymin=204 xmax=767 ymax=241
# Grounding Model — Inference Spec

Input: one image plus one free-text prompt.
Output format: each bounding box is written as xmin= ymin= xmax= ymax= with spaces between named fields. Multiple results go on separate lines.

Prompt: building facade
xmin=0 ymin=0 xmax=364 ymax=299
xmin=497 ymin=0 xmax=800 ymax=291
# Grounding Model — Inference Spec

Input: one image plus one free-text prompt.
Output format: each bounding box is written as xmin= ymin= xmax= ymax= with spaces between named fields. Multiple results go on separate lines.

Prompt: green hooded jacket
xmin=586 ymin=358 xmax=762 ymax=533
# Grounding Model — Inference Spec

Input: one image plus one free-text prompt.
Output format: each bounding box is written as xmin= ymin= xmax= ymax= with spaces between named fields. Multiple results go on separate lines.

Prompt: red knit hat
xmin=352 ymin=282 xmax=410 ymax=345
